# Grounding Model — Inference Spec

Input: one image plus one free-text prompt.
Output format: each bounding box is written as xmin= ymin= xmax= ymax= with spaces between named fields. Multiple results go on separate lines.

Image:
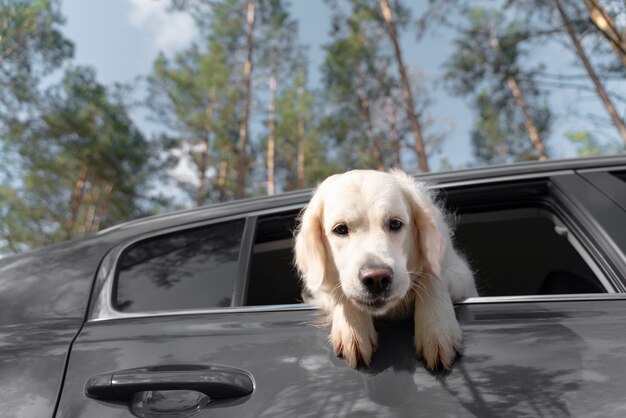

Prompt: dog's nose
xmin=358 ymin=264 xmax=393 ymax=295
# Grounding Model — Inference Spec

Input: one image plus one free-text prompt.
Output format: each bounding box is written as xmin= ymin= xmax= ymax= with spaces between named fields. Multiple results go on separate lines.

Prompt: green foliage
xmin=147 ymin=0 xmax=245 ymax=205
xmin=444 ymin=7 xmax=551 ymax=164
xmin=321 ymin=0 xmax=397 ymax=169
xmin=0 ymin=66 xmax=157 ymax=253
xmin=274 ymin=68 xmax=336 ymax=189
xmin=566 ymin=131 xmax=623 ymax=157
xmin=471 ymin=92 xmax=550 ymax=164
xmin=0 ymin=0 xmax=73 ymax=118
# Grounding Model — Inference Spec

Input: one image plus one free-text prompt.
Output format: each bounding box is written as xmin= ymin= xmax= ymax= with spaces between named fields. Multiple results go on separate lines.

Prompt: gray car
xmin=2 ymin=155 xmax=626 ymax=417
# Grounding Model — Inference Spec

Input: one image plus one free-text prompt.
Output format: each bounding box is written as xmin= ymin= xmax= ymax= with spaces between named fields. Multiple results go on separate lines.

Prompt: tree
xmin=581 ymin=0 xmax=626 ymax=68
xmin=147 ymin=0 xmax=245 ymax=205
xmin=274 ymin=67 xmax=334 ymax=190
xmin=552 ymin=0 xmax=626 ymax=146
xmin=1 ymin=66 xmax=156 ymax=253
xmin=378 ymin=0 xmax=430 ymax=171
xmin=256 ymin=0 xmax=301 ymax=195
xmin=445 ymin=8 xmax=552 ymax=162
xmin=566 ymin=131 xmax=623 ymax=156
xmin=470 ymin=92 xmax=550 ymax=165
xmin=0 ymin=0 xmax=73 ymax=121
xmin=235 ymin=0 xmax=256 ymax=198
xmin=321 ymin=0 xmax=400 ymax=171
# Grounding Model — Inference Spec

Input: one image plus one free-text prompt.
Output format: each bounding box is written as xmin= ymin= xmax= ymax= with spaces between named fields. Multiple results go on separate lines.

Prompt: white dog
xmin=294 ymin=169 xmax=477 ymax=370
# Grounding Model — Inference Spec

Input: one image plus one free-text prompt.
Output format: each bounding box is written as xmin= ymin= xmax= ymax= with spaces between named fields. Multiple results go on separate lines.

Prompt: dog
xmin=294 ymin=169 xmax=477 ymax=370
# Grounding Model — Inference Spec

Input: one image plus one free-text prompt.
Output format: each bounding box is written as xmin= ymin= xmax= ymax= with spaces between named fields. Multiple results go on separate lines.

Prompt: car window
xmin=612 ymin=171 xmax=626 ymax=183
xmin=113 ymin=219 xmax=245 ymax=313
xmin=245 ymin=205 xmax=607 ymax=306
xmin=246 ymin=211 xmax=300 ymax=306
xmin=454 ymin=208 xmax=605 ymax=296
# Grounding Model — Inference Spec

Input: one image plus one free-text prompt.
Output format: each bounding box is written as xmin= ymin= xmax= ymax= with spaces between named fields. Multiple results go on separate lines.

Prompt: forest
xmin=1 ymin=0 xmax=625 ymax=254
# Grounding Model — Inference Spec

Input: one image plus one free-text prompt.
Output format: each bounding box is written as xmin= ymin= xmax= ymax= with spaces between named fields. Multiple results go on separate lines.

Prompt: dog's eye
xmin=332 ymin=223 xmax=349 ymax=236
xmin=389 ymin=219 xmax=403 ymax=232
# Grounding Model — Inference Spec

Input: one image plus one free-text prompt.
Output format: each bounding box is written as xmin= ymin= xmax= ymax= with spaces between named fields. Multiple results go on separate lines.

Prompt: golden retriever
xmin=294 ymin=169 xmax=477 ymax=370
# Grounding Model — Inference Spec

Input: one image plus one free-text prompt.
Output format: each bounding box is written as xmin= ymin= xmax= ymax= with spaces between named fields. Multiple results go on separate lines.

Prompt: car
xmin=2 ymin=155 xmax=626 ymax=418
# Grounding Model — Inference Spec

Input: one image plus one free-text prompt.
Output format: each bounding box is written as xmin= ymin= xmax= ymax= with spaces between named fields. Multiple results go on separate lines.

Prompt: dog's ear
xmin=294 ymin=188 xmax=328 ymax=291
xmin=391 ymin=170 xmax=446 ymax=277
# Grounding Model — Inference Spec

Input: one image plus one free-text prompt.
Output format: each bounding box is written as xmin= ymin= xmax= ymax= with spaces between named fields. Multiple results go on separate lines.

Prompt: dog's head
xmin=295 ymin=169 xmax=447 ymax=315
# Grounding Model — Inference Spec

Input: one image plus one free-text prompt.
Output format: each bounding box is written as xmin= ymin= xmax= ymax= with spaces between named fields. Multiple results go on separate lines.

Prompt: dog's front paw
xmin=414 ymin=318 xmax=462 ymax=371
xmin=331 ymin=305 xmax=377 ymax=368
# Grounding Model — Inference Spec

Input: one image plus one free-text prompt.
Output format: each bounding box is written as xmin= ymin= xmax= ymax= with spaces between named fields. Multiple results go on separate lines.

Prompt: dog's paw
xmin=331 ymin=307 xmax=377 ymax=368
xmin=414 ymin=318 xmax=462 ymax=371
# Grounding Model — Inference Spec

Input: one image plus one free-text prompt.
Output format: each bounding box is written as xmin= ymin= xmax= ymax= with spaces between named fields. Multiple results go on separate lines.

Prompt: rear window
xmin=113 ymin=220 xmax=245 ymax=313
xmin=453 ymin=208 xmax=605 ymax=296
xmin=612 ymin=171 xmax=626 ymax=183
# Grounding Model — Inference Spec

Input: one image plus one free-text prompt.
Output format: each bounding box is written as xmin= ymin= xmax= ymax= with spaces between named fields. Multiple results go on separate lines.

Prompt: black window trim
xmin=232 ymin=215 xmax=258 ymax=307
xmin=86 ymin=172 xmax=626 ymax=323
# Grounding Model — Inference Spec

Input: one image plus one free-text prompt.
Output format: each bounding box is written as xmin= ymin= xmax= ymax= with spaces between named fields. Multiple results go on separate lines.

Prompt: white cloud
xmin=128 ymin=0 xmax=199 ymax=55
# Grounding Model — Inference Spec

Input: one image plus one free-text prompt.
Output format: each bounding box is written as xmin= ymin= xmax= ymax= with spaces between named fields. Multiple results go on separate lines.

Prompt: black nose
xmin=358 ymin=264 xmax=393 ymax=295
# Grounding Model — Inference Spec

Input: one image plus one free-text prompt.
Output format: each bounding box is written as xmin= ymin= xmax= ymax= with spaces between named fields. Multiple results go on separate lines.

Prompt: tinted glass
xmin=612 ymin=171 xmax=626 ymax=183
xmin=455 ymin=209 xmax=603 ymax=296
xmin=114 ymin=220 xmax=244 ymax=312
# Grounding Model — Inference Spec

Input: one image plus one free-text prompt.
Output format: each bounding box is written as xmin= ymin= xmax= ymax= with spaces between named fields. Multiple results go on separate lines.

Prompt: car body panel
xmin=56 ymin=299 xmax=626 ymax=417
xmin=0 ymin=238 xmax=115 ymax=418
xmin=0 ymin=318 xmax=79 ymax=418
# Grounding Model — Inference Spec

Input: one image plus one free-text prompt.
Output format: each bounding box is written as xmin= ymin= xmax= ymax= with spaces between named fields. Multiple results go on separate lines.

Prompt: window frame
xmin=86 ymin=171 xmax=626 ymax=323
xmin=111 ymin=217 xmax=248 ymax=313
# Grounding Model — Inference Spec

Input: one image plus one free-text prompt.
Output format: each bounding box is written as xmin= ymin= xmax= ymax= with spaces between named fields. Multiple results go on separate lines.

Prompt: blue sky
xmin=61 ymin=0 xmax=476 ymax=174
xmin=60 ymin=0 xmax=624 ymax=175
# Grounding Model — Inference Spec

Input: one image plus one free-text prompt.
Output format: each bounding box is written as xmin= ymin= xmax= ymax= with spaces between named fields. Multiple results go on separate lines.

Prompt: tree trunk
xmin=196 ymin=102 xmax=214 ymax=206
xmin=2 ymin=232 xmax=17 ymax=253
xmin=386 ymin=96 xmax=402 ymax=169
xmin=267 ymin=72 xmax=277 ymax=195
xmin=65 ymin=169 xmax=87 ymax=239
xmin=92 ymin=182 xmax=112 ymax=232
xmin=506 ymin=76 xmax=548 ymax=160
xmin=83 ymin=184 xmax=100 ymax=235
xmin=296 ymin=110 xmax=306 ymax=189
xmin=379 ymin=0 xmax=429 ymax=172
xmin=236 ymin=0 xmax=255 ymax=198
xmin=196 ymin=137 xmax=210 ymax=206
xmin=355 ymin=69 xmax=384 ymax=171
xmin=554 ymin=0 xmax=626 ymax=146
xmin=582 ymin=0 xmax=626 ymax=67
xmin=488 ymin=28 xmax=548 ymax=160
xmin=218 ymin=156 xmax=229 ymax=201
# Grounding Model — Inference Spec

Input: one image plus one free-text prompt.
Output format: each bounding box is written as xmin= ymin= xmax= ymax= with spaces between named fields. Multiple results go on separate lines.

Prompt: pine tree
xmin=0 ymin=0 xmax=73 ymax=121
xmin=321 ymin=0 xmax=397 ymax=171
xmin=552 ymin=0 xmax=626 ymax=145
xmin=147 ymin=0 xmax=244 ymax=205
xmin=378 ymin=0 xmax=430 ymax=171
xmin=256 ymin=0 xmax=301 ymax=194
xmin=1 ymin=66 xmax=155 ymax=252
xmin=444 ymin=8 xmax=552 ymax=163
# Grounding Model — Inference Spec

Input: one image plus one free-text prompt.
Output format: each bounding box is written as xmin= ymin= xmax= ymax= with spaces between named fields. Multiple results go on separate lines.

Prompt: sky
xmin=61 ymin=0 xmax=476 ymax=174
xmin=59 ymin=0 xmax=624 ymax=176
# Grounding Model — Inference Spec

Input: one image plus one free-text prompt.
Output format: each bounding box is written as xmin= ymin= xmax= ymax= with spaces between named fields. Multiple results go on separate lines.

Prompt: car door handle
xmin=85 ymin=364 xmax=254 ymax=402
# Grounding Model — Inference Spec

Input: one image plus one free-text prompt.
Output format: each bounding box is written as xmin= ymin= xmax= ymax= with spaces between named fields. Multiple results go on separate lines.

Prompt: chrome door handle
xmin=85 ymin=364 xmax=254 ymax=402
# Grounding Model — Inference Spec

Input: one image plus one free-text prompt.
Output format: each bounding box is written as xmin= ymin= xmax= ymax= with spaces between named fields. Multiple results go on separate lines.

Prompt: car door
xmin=55 ymin=171 xmax=626 ymax=417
